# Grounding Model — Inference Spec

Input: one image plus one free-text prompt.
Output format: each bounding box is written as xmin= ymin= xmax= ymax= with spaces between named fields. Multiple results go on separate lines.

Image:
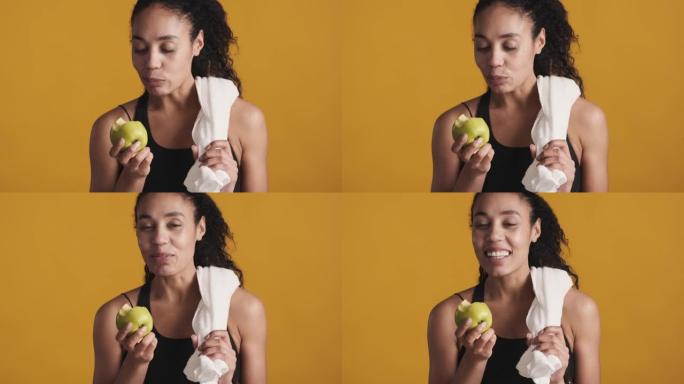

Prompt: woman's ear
xmin=193 ymin=30 xmax=205 ymax=57
xmin=531 ymin=218 xmax=541 ymax=243
xmin=535 ymin=27 xmax=546 ymax=55
xmin=196 ymin=216 xmax=206 ymax=241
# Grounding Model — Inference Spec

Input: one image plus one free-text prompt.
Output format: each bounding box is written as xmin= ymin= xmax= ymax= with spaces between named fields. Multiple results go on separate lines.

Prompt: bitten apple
xmin=455 ymin=299 xmax=493 ymax=331
xmin=110 ymin=118 xmax=148 ymax=151
xmin=452 ymin=114 xmax=490 ymax=148
xmin=115 ymin=304 xmax=154 ymax=336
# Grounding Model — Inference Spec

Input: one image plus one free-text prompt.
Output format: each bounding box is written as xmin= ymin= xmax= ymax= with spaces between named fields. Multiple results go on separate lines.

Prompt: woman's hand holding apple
xmin=527 ymin=326 xmax=569 ymax=383
xmin=455 ymin=317 xmax=497 ymax=362
xmin=452 ymin=134 xmax=495 ymax=177
xmin=115 ymin=322 xmax=158 ymax=364
xmin=530 ymin=140 xmax=575 ymax=192
xmin=110 ymin=139 xmax=154 ymax=184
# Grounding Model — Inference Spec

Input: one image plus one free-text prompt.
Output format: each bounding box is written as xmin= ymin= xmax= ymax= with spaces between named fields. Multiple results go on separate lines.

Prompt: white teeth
xmin=486 ymin=250 xmax=510 ymax=257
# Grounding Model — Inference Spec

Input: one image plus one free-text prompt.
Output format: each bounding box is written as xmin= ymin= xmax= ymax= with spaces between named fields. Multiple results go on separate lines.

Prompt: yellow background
xmin=340 ymin=193 xmax=684 ymax=383
xmin=0 ymin=194 xmax=341 ymax=383
xmin=340 ymin=0 xmax=684 ymax=191
xmin=1 ymin=193 xmax=683 ymax=382
xmin=0 ymin=0 xmax=341 ymax=192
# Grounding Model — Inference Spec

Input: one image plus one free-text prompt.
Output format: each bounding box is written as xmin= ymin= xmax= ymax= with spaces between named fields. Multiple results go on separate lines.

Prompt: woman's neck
xmin=484 ymin=269 xmax=534 ymax=303
xmin=148 ymin=76 xmax=200 ymax=113
xmin=150 ymin=268 xmax=200 ymax=304
xmin=490 ymin=74 xmax=539 ymax=110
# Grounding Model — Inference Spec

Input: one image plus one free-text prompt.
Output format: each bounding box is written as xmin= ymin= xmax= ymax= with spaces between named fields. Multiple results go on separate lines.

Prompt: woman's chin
xmin=145 ymin=86 xmax=171 ymax=97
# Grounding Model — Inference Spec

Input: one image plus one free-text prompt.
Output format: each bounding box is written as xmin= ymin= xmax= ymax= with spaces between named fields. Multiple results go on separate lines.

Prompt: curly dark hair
xmin=131 ymin=0 xmax=242 ymax=93
xmin=474 ymin=0 xmax=584 ymax=95
xmin=134 ymin=193 xmax=244 ymax=286
xmin=470 ymin=192 xmax=579 ymax=287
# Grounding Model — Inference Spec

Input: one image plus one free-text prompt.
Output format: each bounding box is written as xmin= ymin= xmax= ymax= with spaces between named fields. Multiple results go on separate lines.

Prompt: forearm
xmin=453 ymin=169 xmax=487 ymax=192
xmin=113 ymin=356 xmax=149 ymax=384
xmin=452 ymin=353 xmax=488 ymax=384
xmin=114 ymin=173 xmax=146 ymax=192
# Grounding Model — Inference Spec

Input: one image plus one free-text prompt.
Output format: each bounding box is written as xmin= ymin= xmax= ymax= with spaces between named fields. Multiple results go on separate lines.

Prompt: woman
xmin=427 ymin=193 xmax=600 ymax=383
xmin=432 ymin=0 xmax=608 ymax=192
xmin=93 ymin=193 xmax=267 ymax=383
xmin=90 ymin=0 xmax=268 ymax=192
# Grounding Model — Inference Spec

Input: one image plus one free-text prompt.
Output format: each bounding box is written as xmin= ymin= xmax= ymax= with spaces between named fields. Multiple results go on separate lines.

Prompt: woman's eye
xmin=504 ymin=45 xmax=518 ymax=51
xmin=161 ymin=45 xmax=176 ymax=53
xmin=138 ymin=225 xmax=154 ymax=231
xmin=475 ymin=45 xmax=490 ymax=52
xmin=133 ymin=47 xmax=148 ymax=54
xmin=504 ymin=222 xmax=518 ymax=227
xmin=474 ymin=222 xmax=490 ymax=229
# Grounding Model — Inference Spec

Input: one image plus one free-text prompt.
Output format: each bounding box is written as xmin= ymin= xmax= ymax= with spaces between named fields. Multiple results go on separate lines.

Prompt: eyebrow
xmin=131 ymin=35 xmax=179 ymax=42
xmin=473 ymin=210 xmax=521 ymax=217
xmin=137 ymin=211 xmax=186 ymax=220
xmin=474 ymin=33 xmax=521 ymax=40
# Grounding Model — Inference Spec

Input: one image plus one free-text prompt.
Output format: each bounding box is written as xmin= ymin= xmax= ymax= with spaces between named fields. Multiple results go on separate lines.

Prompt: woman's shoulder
xmin=570 ymin=98 xmax=608 ymax=137
xmin=429 ymin=287 xmax=476 ymax=323
xmin=91 ymin=99 xmax=140 ymax=133
xmin=230 ymin=287 xmax=266 ymax=323
xmin=563 ymin=288 xmax=600 ymax=327
xmin=94 ymin=286 xmax=143 ymax=323
xmin=434 ymin=96 xmax=482 ymax=130
xmin=230 ymin=98 xmax=266 ymax=134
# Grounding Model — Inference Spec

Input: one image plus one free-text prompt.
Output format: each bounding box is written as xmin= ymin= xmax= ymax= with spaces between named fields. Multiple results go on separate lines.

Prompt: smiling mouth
xmin=485 ymin=250 xmax=511 ymax=259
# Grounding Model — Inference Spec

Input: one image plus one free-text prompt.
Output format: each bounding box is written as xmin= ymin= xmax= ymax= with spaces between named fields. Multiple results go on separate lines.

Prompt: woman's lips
xmin=150 ymin=253 xmax=173 ymax=263
xmin=144 ymin=78 xmax=165 ymax=87
xmin=488 ymin=76 xmax=508 ymax=86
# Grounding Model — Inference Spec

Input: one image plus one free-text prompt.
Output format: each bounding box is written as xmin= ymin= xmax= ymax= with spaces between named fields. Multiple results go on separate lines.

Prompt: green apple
xmin=452 ymin=114 xmax=490 ymax=147
xmin=455 ymin=300 xmax=493 ymax=331
xmin=115 ymin=304 xmax=153 ymax=336
xmin=110 ymin=118 xmax=148 ymax=151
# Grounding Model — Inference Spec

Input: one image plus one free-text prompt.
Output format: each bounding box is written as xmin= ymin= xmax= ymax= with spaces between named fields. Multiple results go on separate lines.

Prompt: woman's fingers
xmin=464 ymin=322 xmax=489 ymax=346
xmin=142 ymin=335 xmax=158 ymax=356
xmin=115 ymin=322 xmax=133 ymax=344
xmin=455 ymin=318 xmax=472 ymax=339
xmin=109 ymin=138 xmax=126 ymax=158
xmin=116 ymin=142 xmax=142 ymax=165
xmin=123 ymin=326 xmax=149 ymax=351
xmin=452 ymin=133 xmax=469 ymax=154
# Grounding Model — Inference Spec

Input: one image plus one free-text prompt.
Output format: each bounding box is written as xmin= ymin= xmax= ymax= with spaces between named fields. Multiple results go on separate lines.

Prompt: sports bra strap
xmin=117 ymin=105 xmax=132 ymax=121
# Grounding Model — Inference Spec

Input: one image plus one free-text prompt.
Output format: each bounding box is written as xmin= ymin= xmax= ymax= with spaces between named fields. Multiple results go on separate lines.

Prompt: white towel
xmin=183 ymin=266 xmax=240 ymax=383
xmin=516 ymin=267 xmax=573 ymax=384
xmin=183 ymin=77 xmax=240 ymax=192
xmin=522 ymin=76 xmax=581 ymax=192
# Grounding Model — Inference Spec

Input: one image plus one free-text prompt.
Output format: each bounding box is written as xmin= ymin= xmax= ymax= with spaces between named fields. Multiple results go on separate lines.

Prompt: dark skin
xmin=90 ymin=4 xmax=268 ymax=192
xmin=427 ymin=194 xmax=600 ymax=384
xmin=431 ymin=4 xmax=608 ymax=192
xmin=93 ymin=194 xmax=267 ymax=384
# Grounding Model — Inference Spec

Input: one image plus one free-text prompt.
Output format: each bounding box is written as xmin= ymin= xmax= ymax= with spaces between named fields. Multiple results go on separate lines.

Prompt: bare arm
xmin=432 ymin=109 xmax=464 ymax=192
xmin=568 ymin=292 xmax=601 ymax=384
xmin=89 ymin=108 xmax=150 ymax=192
xmin=428 ymin=297 xmax=491 ymax=384
xmin=233 ymin=101 xmax=268 ymax=192
xmin=234 ymin=291 xmax=267 ymax=384
xmin=575 ymin=101 xmax=609 ymax=192
xmin=93 ymin=298 xmax=151 ymax=384
xmin=431 ymin=103 xmax=491 ymax=192
xmin=89 ymin=113 xmax=123 ymax=192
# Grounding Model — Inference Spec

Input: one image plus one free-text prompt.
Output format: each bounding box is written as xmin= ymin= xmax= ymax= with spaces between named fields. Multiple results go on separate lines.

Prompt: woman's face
xmin=131 ymin=4 xmax=204 ymax=96
xmin=471 ymin=193 xmax=540 ymax=279
xmin=135 ymin=193 xmax=206 ymax=278
xmin=473 ymin=3 xmax=545 ymax=93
